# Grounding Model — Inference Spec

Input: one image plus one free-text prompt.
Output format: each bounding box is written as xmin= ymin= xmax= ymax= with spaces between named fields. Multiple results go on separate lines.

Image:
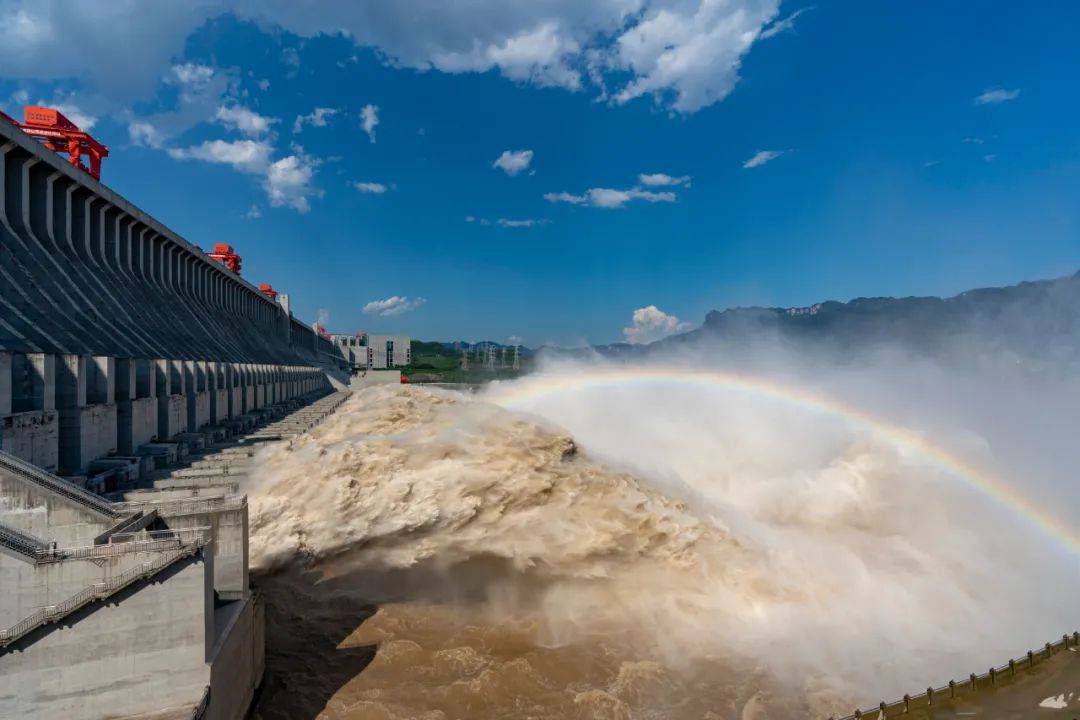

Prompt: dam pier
xmin=0 ymin=109 xmax=352 ymax=718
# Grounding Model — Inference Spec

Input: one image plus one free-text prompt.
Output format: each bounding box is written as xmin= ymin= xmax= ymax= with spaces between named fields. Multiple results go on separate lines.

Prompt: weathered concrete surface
xmin=1 ymin=410 xmax=58 ymax=471
xmin=0 ymin=552 xmax=213 ymax=720
xmin=0 ymin=473 xmax=115 ymax=546
xmin=118 ymin=396 xmax=157 ymax=455
xmin=206 ymin=593 xmax=265 ymax=720
xmin=58 ymin=404 xmax=118 ymax=475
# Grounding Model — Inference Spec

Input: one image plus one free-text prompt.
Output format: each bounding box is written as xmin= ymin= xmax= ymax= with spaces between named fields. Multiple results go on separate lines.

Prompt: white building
xmin=368 ymin=335 xmax=411 ymax=368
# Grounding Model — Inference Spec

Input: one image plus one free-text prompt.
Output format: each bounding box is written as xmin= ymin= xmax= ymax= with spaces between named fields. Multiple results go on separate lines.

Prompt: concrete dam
xmin=0 ymin=110 xmax=350 ymax=719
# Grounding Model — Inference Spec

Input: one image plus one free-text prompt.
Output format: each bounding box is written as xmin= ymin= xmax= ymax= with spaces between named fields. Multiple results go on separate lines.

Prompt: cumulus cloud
xmin=168 ymin=139 xmax=320 ymax=212
xmin=127 ymin=63 xmax=238 ymax=149
xmin=742 ymin=149 xmax=785 ymax=168
xmin=215 ymin=104 xmax=277 ymax=136
xmin=293 ymin=106 xmax=338 ymax=133
xmin=493 ymin=149 xmax=534 ymax=176
xmin=0 ymin=2 xmax=788 ymax=115
xmin=638 ymin=172 xmax=690 ymax=187
xmin=609 ymin=0 xmax=781 ymax=113
xmin=168 ymin=139 xmax=275 ymax=173
xmin=360 ymin=104 xmax=379 ymax=142
xmin=974 ymin=87 xmax=1020 ymax=105
xmin=363 ymin=295 xmax=427 ymax=317
xmin=41 ymin=100 xmax=97 ymax=130
xmin=171 ymin=62 xmax=215 ymax=89
xmin=128 ymin=120 xmax=165 ymax=148
xmin=354 ymin=181 xmax=388 ymax=193
xmin=622 ymin=305 xmax=693 ymax=344
xmin=544 ymin=186 xmax=676 ymax=209
xmin=263 ymin=154 xmax=321 ymax=212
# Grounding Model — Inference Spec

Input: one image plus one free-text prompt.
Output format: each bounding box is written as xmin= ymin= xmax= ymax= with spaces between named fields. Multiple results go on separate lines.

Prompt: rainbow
xmin=484 ymin=367 xmax=1080 ymax=558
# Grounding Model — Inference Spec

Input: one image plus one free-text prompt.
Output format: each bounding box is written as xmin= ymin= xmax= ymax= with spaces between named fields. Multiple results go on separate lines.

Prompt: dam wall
xmin=0 ymin=114 xmax=339 ymax=478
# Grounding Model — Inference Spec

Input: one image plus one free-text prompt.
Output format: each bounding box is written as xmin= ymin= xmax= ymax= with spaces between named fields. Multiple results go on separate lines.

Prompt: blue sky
xmin=1 ymin=2 xmax=1077 ymax=345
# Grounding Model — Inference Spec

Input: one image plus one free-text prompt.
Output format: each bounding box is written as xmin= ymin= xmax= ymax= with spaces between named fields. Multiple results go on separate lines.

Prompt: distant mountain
xmin=543 ymin=271 xmax=1080 ymax=370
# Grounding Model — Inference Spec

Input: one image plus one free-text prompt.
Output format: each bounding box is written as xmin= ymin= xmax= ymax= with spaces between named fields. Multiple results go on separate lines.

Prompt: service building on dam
xmin=0 ymin=108 xmax=352 ymax=718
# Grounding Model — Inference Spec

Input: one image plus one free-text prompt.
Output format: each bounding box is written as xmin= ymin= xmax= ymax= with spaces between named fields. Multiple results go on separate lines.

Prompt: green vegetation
xmin=402 ymin=340 xmax=533 ymax=384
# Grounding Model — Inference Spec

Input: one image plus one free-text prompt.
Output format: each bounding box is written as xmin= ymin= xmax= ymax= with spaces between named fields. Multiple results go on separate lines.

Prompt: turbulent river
xmin=244 ymin=376 xmax=1077 ymax=720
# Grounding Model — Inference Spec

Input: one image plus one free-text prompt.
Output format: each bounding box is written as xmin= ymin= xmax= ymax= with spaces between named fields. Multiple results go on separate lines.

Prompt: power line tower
xmin=499 ymin=346 xmax=507 ymax=369
xmin=461 ymin=348 xmax=469 ymax=371
xmin=485 ymin=344 xmax=496 ymax=371
xmin=512 ymin=344 xmax=520 ymax=370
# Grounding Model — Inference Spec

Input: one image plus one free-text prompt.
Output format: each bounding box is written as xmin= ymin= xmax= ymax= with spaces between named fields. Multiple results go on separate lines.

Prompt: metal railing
xmin=0 ymin=538 xmax=207 ymax=647
xmin=112 ymin=495 xmax=247 ymax=517
xmin=30 ymin=527 xmax=211 ymax=563
xmin=0 ymin=522 xmax=49 ymax=559
xmin=0 ymin=449 xmax=119 ymax=518
xmin=833 ymin=630 xmax=1080 ymax=719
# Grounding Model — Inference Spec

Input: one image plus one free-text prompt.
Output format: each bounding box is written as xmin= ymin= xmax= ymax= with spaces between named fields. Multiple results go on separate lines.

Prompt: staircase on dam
xmin=0 ymin=387 xmax=351 ymax=719
xmin=0 ymin=110 xmax=355 ymax=719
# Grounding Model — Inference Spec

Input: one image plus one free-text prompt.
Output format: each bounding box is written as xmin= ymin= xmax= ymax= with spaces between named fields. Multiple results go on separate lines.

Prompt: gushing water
xmin=245 ymin=372 xmax=1077 ymax=719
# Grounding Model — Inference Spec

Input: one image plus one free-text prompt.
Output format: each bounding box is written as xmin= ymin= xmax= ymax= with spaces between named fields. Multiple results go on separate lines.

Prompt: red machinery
xmin=207 ymin=243 xmax=242 ymax=274
xmin=10 ymin=106 xmax=109 ymax=180
xmin=314 ymin=323 xmax=332 ymax=340
xmin=259 ymin=282 xmax=278 ymax=300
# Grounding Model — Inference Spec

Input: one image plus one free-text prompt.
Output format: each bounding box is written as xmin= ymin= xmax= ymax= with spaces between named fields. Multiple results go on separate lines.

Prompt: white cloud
xmin=496 ymin=218 xmax=543 ymax=227
xmin=362 ymin=295 xmax=427 ymax=317
xmin=622 ymin=305 xmax=693 ymax=344
xmin=464 ymin=215 xmax=477 ymax=223
xmin=293 ymin=106 xmax=338 ymax=133
xmin=962 ymin=137 xmax=984 ymax=145
xmin=508 ymin=335 xmax=524 ymax=345
xmin=758 ymin=6 xmax=814 ymax=40
xmin=360 ymin=104 xmax=379 ymax=143
xmin=544 ymin=186 xmax=676 ymax=208
xmin=42 ymin=101 xmax=97 ymax=130
xmin=257 ymin=78 xmax=271 ymax=91
xmin=168 ymin=139 xmax=274 ymax=173
xmin=0 ymin=4 xmax=212 ymax=99
xmin=0 ymin=2 xmax=785 ymax=115
xmin=264 ymin=154 xmax=321 ymax=213
xmin=609 ymin=0 xmax=781 ymax=113
xmin=126 ymin=63 xmax=238 ymax=148
xmin=354 ymin=181 xmax=388 ymax=193
xmin=171 ymin=62 xmax=215 ymax=89
xmin=493 ymin=149 xmax=534 ymax=176
xmin=742 ymin=149 xmax=785 ymax=168
xmin=974 ymin=87 xmax=1020 ymax=105
xmin=128 ymin=120 xmax=165 ymax=148
xmin=215 ymin=105 xmax=277 ymax=136
xmin=984 ymin=154 xmax=997 ymax=163
xmin=244 ymin=204 xmax=262 ymax=219
xmin=168 ymin=139 xmax=320 ymax=212
xmin=638 ymin=172 xmax=690 ymax=187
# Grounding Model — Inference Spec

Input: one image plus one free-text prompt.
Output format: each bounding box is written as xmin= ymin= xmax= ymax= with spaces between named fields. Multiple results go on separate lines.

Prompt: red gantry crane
xmin=4 ymin=106 xmax=110 ymax=180
xmin=207 ymin=243 xmax=242 ymax=274
xmin=259 ymin=282 xmax=278 ymax=300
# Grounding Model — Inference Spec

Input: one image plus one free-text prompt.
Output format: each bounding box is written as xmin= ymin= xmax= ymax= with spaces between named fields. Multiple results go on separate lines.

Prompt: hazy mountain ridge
xmin=549 ymin=271 xmax=1080 ymax=368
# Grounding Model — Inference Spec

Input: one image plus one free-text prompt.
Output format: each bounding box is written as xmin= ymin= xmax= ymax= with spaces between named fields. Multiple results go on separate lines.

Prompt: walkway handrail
xmin=112 ymin=495 xmax=247 ymax=517
xmin=30 ymin=527 xmax=212 ymax=562
xmin=0 ymin=448 xmax=119 ymax=518
xmin=0 ymin=522 xmax=49 ymax=559
xmin=832 ymin=630 xmax=1080 ymax=719
xmin=0 ymin=536 xmax=208 ymax=647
